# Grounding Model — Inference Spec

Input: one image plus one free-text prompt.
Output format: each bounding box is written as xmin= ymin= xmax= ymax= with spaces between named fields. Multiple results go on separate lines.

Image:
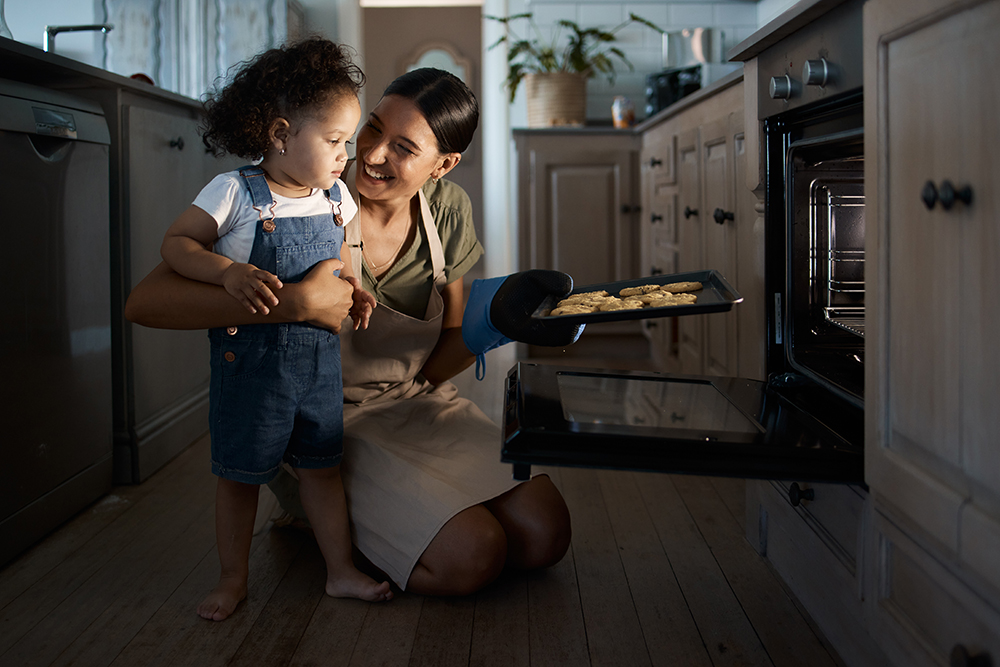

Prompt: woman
xmin=125 ymin=68 xmax=572 ymax=595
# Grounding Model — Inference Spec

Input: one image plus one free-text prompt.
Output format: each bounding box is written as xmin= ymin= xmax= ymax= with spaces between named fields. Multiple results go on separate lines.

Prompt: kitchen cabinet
xmin=637 ymin=75 xmax=761 ymax=378
xmin=513 ymin=128 xmax=644 ymax=350
xmin=513 ymin=129 xmax=640 ymax=287
xmin=114 ymin=99 xmax=241 ymax=483
xmin=864 ymin=0 xmax=1000 ymax=663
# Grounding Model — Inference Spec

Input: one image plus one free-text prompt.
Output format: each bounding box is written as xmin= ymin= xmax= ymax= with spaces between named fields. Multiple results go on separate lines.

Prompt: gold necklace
xmin=361 ymin=208 xmax=410 ymax=273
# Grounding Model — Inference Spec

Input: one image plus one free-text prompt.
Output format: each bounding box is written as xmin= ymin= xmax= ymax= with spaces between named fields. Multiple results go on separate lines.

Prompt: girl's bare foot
xmin=327 ymin=568 xmax=393 ymax=602
xmin=197 ymin=575 xmax=247 ymax=621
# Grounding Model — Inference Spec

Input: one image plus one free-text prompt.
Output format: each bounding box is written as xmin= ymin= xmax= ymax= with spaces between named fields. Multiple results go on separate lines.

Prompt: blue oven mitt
xmin=463 ymin=269 xmax=585 ymax=380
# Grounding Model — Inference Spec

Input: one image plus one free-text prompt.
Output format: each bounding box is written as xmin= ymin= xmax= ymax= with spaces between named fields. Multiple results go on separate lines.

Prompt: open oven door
xmin=501 ymin=362 xmax=864 ymax=484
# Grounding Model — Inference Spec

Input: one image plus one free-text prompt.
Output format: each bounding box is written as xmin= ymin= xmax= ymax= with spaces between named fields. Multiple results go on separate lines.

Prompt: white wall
xmin=4 ymin=0 xmax=103 ymax=67
xmin=511 ymin=0 xmax=759 ymax=124
xmin=757 ymin=0 xmax=798 ymax=26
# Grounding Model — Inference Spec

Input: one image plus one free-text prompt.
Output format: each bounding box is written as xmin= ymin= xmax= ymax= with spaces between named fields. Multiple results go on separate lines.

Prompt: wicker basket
xmin=525 ymin=72 xmax=587 ymax=127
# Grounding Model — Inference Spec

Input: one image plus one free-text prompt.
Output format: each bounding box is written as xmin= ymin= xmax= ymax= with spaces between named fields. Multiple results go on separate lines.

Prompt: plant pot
xmin=524 ymin=72 xmax=587 ymax=127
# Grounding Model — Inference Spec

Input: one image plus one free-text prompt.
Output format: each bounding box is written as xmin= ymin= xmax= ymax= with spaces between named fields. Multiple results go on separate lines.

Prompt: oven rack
xmin=824 ymin=307 xmax=865 ymax=337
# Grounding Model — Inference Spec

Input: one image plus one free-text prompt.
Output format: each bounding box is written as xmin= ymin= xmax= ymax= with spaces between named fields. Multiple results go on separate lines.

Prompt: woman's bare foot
xmin=327 ymin=568 xmax=393 ymax=602
xmin=197 ymin=575 xmax=248 ymax=621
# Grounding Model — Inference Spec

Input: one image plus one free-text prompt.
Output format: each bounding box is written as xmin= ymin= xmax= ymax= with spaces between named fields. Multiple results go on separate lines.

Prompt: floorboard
xmin=0 ymin=434 xmax=844 ymax=667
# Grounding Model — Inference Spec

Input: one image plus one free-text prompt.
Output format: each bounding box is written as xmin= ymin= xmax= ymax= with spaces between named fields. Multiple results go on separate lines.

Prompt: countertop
xmin=727 ymin=0 xmax=853 ymax=62
xmin=0 ymin=35 xmax=201 ymax=110
xmin=513 ymin=69 xmax=745 ymax=137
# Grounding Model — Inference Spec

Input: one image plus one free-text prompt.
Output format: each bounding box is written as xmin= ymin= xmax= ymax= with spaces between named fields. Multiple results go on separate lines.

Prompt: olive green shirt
xmin=359 ymin=179 xmax=483 ymax=320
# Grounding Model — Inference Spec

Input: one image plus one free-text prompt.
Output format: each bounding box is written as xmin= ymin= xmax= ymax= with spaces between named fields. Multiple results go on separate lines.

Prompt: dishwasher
xmin=0 ymin=79 xmax=114 ymax=566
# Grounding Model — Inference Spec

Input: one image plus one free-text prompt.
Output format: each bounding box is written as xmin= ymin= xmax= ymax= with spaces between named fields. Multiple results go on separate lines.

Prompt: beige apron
xmin=329 ymin=190 xmax=519 ymax=589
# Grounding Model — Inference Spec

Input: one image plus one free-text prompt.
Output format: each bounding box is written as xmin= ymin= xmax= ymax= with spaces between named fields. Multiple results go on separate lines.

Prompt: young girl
xmin=160 ymin=38 xmax=391 ymax=621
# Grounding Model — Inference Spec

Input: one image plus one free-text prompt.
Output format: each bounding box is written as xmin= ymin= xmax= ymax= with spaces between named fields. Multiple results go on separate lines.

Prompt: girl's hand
xmin=346 ymin=276 xmax=376 ymax=330
xmin=222 ymin=263 xmax=283 ymax=314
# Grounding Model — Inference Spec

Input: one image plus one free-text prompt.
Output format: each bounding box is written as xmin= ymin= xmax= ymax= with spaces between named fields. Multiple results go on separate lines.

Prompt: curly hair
xmin=202 ymin=38 xmax=365 ymax=159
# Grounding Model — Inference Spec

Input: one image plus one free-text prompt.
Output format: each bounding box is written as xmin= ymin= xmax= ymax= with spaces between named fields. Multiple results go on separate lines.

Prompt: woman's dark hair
xmin=382 ymin=68 xmax=479 ymax=154
xmin=202 ymin=38 xmax=365 ymax=159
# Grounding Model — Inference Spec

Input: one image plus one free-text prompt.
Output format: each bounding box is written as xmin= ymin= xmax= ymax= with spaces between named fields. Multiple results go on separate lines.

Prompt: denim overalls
xmin=208 ymin=166 xmax=346 ymax=484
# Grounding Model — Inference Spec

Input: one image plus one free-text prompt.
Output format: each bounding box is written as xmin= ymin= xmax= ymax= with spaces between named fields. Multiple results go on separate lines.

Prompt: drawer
xmin=641 ymin=125 xmax=675 ymax=187
xmin=871 ymin=508 xmax=1000 ymax=667
xmin=751 ymin=480 xmax=888 ymax=667
xmin=769 ymin=480 xmax=865 ymax=575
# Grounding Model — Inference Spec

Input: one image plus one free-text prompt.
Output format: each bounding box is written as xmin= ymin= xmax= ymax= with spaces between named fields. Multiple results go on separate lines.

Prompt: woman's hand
xmin=292 ymin=258 xmax=354 ymax=332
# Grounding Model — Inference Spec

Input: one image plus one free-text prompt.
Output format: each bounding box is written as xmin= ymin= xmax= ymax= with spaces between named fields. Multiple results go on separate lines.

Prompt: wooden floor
xmin=0 ymin=429 xmax=846 ymax=667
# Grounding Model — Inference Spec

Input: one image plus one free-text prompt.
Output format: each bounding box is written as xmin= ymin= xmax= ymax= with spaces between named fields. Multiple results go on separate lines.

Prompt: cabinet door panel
xmin=677 ymin=129 xmax=703 ymax=374
xmin=954 ymin=1 xmax=1000 ymax=494
xmin=701 ymin=118 xmax=738 ymax=377
xmin=548 ymin=164 xmax=621 ymax=286
xmin=126 ymin=106 xmax=211 ymax=425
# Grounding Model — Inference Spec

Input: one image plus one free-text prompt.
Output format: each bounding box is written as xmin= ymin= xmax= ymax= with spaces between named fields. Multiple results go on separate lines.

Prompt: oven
xmin=501 ymin=0 xmax=867 ymax=486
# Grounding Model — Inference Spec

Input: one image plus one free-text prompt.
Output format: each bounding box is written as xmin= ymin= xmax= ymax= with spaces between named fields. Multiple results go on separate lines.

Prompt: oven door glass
xmin=502 ymin=363 xmax=863 ymax=483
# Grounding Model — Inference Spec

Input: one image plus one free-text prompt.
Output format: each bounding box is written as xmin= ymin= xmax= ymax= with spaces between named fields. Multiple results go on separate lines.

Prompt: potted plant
xmin=486 ymin=12 xmax=664 ymax=127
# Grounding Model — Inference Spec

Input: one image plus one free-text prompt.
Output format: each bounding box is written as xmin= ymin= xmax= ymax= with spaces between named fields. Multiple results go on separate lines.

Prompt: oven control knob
xmin=769 ymin=75 xmax=794 ymax=99
xmin=803 ymin=58 xmax=831 ymax=87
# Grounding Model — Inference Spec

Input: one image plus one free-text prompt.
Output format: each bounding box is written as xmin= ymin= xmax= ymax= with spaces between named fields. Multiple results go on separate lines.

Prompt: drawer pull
xmin=788 ymin=482 xmax=814 ymax=507
xmin=684 ymin=206 xmax=698 ymax=219
xmin=648 ymin=157 xmax=662 ymax=168
xmin=713 ymin=208 xmax=734 ymax=225
xmin=169 ymin=136 xmax=185 ymax=150
xmin=950 ymin=644 xmax=992 ymax=667
xmin=922 ymin=180 xmax=973 ymax=210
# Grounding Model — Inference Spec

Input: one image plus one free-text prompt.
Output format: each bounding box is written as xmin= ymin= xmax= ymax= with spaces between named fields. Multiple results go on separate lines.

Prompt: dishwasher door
xmin=0 ymin=80 xmax=113 ymax=566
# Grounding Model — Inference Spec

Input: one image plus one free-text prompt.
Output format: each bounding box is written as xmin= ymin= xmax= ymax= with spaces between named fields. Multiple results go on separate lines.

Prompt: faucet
xmin=43 ymin=24 xmax=114 ymax=53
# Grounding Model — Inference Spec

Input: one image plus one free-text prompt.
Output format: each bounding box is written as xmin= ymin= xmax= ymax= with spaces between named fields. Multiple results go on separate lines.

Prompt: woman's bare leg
xmin=405 ymin=477 xmax=570 ymax=595
xmin=199 ymin=477 xmax=259 ymax=621
xmin=406 ymin=504 xmax=508 ymax=596
xmin=296 ymin=466 xmax=393 ymax=601
xmin=484 ymin=475 xmax=571 ymax=570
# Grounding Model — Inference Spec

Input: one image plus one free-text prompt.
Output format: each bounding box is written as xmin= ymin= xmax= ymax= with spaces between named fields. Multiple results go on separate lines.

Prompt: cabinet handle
xmin=950 ymin=644 xmax=992 ymax=667
xmin=713 ymin=208 xmax=734 ymax=225
xmin=788 ymin=482 xmax=814 ymax=507
xmin=650 ymin=213 xmax=663 ymax=224
xmin=169 ymin=136 xmax=185 ymax=150
xmin=922 ymin=180 xmax=973 ymax=210
xmin=648 ymin=157 xmax=662 ymax=168
xmin=650 ymin=267 xmax=663 ymax=275
xmin=684 ymin=206 xmax=698 ymax=219
xmin=621 ymin=204 xmax=641 ymax=214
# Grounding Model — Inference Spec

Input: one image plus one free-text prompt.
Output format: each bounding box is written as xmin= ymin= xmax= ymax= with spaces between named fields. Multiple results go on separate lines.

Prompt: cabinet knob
xmin=788 ymin=482 xmax=814 ymax=507
xmin=684 ymin=206 xmax=699 ymax=219
xmin=650 ymin=267 xmax=663 ymax=276
xmin=648 ymin=157 xmax=663 ymax=168
xmin=769 ymin=75 xmax=794 ymax=100
xmin=922 ymin=180 xmax=973 ymax=210
xmin=622 ymin=204 xmax=641 ymax=214
xmin=950 ymin=644 xmax=992 ymax=667
xmin=650 ymin=213 xmax=663 ymax=224
xmin=803 ymin=58 xmax=831 ymax=87
xmin=169 ymin=136 xmax=185 ymax=150
xmin=713 ymin=208 xmax=734 ymax=225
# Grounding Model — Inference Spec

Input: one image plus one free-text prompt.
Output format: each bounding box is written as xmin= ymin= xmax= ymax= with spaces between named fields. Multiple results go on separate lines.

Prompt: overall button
xmin=226 ymin=326 xmax=238 ymax=335
xmin=263 ymin=219 xmax=276 ymax=233
xmin=224 ymin=351 xmax=236 ymax=362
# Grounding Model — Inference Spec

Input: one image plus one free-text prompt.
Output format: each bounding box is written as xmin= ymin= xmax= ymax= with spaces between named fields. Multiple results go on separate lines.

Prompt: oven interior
xmin=766 ymin=95 xmax=865 ymax=410
xmin=787 ymin=133 xmax=865 ymax=403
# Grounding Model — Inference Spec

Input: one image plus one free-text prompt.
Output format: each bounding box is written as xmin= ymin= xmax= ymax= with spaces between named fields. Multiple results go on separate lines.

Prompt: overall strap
xmin=324 ymin=181 xmax=345 ymax=226
xmin=238 ymin=165 xmax=277 ymax=227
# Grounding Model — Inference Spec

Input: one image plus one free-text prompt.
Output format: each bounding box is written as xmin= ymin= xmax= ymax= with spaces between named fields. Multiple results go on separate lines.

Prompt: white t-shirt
xmin=192 ymin=170 xmax=358 ymax=264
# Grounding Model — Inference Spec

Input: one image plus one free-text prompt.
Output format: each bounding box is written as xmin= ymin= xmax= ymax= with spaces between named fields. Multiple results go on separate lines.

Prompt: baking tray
xmin=531 ymin=269 xmax=743 ymax=325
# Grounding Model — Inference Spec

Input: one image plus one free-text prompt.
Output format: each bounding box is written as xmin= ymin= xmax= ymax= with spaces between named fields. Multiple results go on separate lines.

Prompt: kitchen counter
xmin=0 ymin=35 xmax=200 ymax=110
xmin=727 ymin=0 xmax=854 ymax=62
